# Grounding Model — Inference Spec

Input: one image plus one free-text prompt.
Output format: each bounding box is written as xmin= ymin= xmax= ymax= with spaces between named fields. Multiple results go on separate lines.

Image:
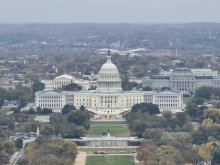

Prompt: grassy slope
xmin=88 ymin=121 xmax=130 ymax=136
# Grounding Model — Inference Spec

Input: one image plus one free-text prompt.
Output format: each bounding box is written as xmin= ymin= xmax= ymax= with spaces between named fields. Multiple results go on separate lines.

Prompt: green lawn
xmin=86 ymin=155 xmax=134 ymax=165
xmin=88 ymin=122 xmax=130 ymax=136
xmin=183 ymin=96 xmax=194 ymax=103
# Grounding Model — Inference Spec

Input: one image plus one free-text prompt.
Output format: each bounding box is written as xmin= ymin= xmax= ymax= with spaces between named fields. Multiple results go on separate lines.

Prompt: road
xmin=9 ymin=137 xmax=36 ymax=165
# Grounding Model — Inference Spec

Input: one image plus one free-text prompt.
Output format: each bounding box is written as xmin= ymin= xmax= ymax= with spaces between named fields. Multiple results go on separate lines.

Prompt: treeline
xmin=0 ymin=80 xmax=45 ymax=109
xmin=48 ymin=107 xmax=90 ymax=138
xmin=192 ymin=86 xmax=220 ymax=105
xmin=130 ymin=100 xmax=220 ymax=164
xmin=126 ymin=103 xmax=189 ymax=137
xmin=17 ymin=138 xmax=77 ymax=165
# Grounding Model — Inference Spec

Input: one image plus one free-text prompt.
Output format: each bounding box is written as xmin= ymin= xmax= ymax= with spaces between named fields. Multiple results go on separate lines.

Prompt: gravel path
xmin=75 ymin=152 xmax=87 ymax=165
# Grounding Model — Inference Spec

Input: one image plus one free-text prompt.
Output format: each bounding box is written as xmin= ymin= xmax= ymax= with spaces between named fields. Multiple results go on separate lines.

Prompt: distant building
xmin=34 ymin=116 xmax=50 ymax=123
xmin=41 ymin=74 xmax=90 ymax=90
xmin=0 ymin=78 xmax=19 ymax=90
xmin=35 ymin=90 xmax=74 ymax=113
xmin=143 ymin=65 xmax=220 ymax=94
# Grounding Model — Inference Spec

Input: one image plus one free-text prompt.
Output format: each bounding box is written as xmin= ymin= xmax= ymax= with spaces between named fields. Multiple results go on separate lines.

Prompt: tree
xmin=2 ymin=140 xmax=15 ymax=155
xmin=62 ymin=141 xmax=78 ymax=160
xmin=19 ymin=99 xmax=28 ymax=108
xmin=191 ymin=130 xmax=208 ymax=145
xmin=23 ymin=139 xmax=78 ymax=165
xmin=36 ymin=106 xmax=41 ymax=113
xmin=132 ymin=102 xmax=160 ymax=115
xmin=40 ymin=124 xmax=55 ymax=136
xmin=161 ymin=87 xmax=171 ymax=90
xmin=185 ymin=102 xmax=199 ymax=121
xmin=20 ymin=122 xmax=38 ymax=133
xmin=133 ymin=121 xmax=148 ymax=137
xmin=162 ymin=110 xmax=172 ymax=119
xmin=215 ymin=101 xmax=220 ymax=109
xmin=50 ymin=113 xmax=66 ymax=135
xmin=41 ymin=108 xmax=52 ymax=114
xmin=67 ymin=110 xmax=90 ymax=129
xmin=62 ymin=104 xmax=76 ymax=114
xmin=32 ymin=80 xmax=45 ymax=93
xmin=198 ymin=143 xmax=212 ymax=163
xmin=137 ymin=140 xmax=157 ymax=165
xmin=0 ymin=88 xmax=5 ymax=109
xmin=28 ymin=107 xmax=36 ymax=114
xmin=203 ymin=108 xmax=220 ymax=123
xmin=195 ymin=86 xmax=214 ymax=100
xmin=15 ymin=138 xmax=23 ymax=149
xmin=176 ymin=112 xmax=187 ymax=131
xmin=154 ymin=145 xmax=183 ymax=165
xmin=142 ymin=86 xmax=152 ymax=91
xmin=191 ymin=97 xmax=204 ymax=105
xmin=62 ymin=83 xmax=82 ymax=91
xmin=79 ymin=105 xmax=85 ymax=111
xmin=143 ymin=128 xmax=164 ymax=144
xmin=212 ymin=147 xmax=220 ymax=165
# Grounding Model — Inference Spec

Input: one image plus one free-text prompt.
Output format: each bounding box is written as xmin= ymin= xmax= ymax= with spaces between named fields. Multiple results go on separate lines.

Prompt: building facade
xmin=42 ymin=74 xmax=90 ymax=90
xmin=74 ymin=56 xmax=184 ymax=118
xmin=35 ymin=90 xmax=74 ymax=113
xmin=143 ymin=66 xmax=220 ymax=94
xmin=36 ymin=56 xmax=184 ymax=116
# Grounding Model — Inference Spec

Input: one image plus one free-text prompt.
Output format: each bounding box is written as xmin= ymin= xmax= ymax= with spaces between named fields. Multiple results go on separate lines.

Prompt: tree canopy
xmin=131 ymin=102 xmax=160 ymax=115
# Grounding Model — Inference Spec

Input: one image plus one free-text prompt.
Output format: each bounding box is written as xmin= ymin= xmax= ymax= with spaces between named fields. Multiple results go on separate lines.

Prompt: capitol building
xmin=35 ymin=55 xmax=184 ymax=117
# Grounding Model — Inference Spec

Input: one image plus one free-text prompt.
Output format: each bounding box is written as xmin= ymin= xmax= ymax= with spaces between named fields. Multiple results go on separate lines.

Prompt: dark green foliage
xmin=195 ymin=86 xmax=214 ymax=100
xmin=142 ymin=86 xmax=152 ymax=91
xmin=215 ymin=101 xmax=220 ymax=109
xmin=143 ymin=128 xmax=164 ymax=144
xmin=133 ymin=121 xmax=148 ymax=137
xmin=79 ymin=105 xmax=86 ymax=111
xmin=191 ymin=125 xmax=220 ymax=145
xmin=17 ymin=158 xmax=29 ymax=165
xmin=32 ymin=80 xmax=45 ymax=93
xmin=41 ymin=108 xmax=52 ymax=114
xmin=185 ymin=102 xmax=199 ymax=120
xmin=36 ymin=106 xmax=41 ymax=113
xmin=161 ymin=87 xmax=171 ymax=90
xmin=191 ymin=97 xmax=204 ymax=105
xmin=0 ymin=88 xmax=5 ymax=109
xmin=15 ymin=138 xmax=23 ymax=149
xmin=131 ymin=102 xmax=160 ymax=115
xmin=62 ymin=83 xmax=82 ymax=91
xmin=36 ymin=107 xmax=52 ymax=114
xmin=11 ymin=107 xmax=21 ymax=113
xmin=67 ymin=110 xmax=90 ymax=129
xmin=50 ymin=109 xmax=90 ymax=138
xmin=27 ymin=107 xmax=36 ymax=114
xmin=211 ymin=147 xmax=220 ymax=165
xmin=176 ymin=112 xmax=187 ymax=131
xmin=62 ymin=104 xmax=76 ymax=114
xmin=19 ymin=99 xmax=28 ymax=108
xmin=126 ymin=111 xmax=162 ymax=136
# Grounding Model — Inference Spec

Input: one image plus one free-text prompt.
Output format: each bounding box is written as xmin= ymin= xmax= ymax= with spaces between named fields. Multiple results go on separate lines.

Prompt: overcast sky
xmin=0 ymin=0 xmax=219 ymax=23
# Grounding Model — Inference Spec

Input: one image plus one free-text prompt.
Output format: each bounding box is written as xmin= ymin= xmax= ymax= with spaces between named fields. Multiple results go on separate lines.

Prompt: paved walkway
xmin=75 ymin=152 xmax=87 ymax=165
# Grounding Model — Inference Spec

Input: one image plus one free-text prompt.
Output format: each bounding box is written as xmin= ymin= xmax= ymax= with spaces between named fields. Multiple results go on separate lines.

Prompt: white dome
xmin=99 ymin=56 xmax=119 ymax=74
xmin=97 ymin=56 xmax=122 ymax=92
